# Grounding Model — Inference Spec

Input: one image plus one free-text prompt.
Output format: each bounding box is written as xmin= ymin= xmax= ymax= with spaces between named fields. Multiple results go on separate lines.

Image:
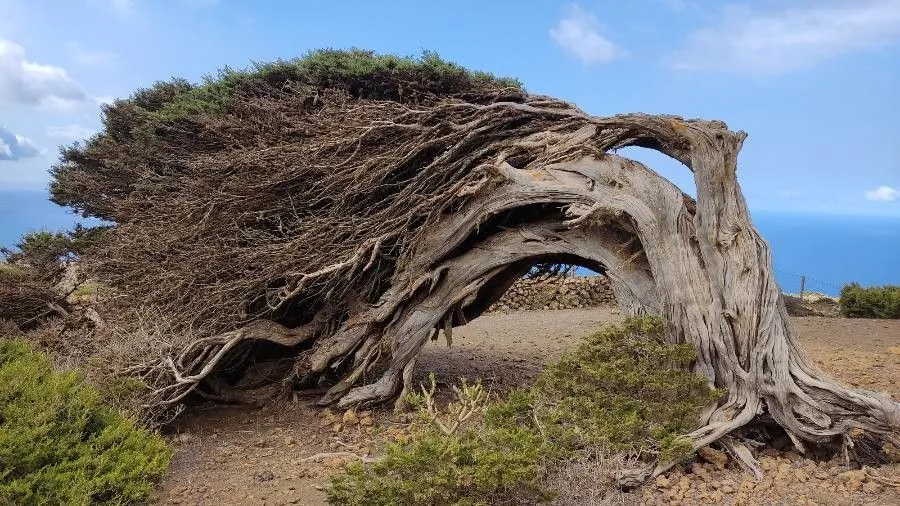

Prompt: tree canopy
xmin=49 ymin=49 xmax=527 ymax=335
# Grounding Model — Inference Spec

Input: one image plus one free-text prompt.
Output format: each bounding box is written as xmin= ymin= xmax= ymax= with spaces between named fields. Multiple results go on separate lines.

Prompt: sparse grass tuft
xmin=70 ymin=282 xmax=99 ymax=300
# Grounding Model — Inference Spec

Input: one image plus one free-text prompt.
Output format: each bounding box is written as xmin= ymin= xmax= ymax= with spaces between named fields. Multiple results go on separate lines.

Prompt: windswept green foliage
xmin=1 ymin=231 xmax=72 ymax=330
xmin=145 ymin=49 xmax=522 ymax=121
xmin=45 ymin=48 xmax=530 ymax=353
xmin=840 ymin=283 xmax=900 ymax=319
xmin=0 ymin=340 xmax=171 ymax=505
xmin=0 ymin=226 xmax=104 ymax=280
xmin=328 ymin=316 xmax=721 ymax=505
xmin=51 ymin=49 xmax=522 ymax=220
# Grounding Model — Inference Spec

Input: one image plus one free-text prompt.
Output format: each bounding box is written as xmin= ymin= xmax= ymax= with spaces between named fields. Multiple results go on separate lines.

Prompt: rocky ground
xmin=158 ymin=309 xmax=900 ymax=505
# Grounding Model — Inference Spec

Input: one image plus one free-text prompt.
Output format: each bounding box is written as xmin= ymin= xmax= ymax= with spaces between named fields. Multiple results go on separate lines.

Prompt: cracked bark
xmin=302 ymin=114 xmax=898 ymax=470
xmin=166 ymin=112 xmax=898 ymax=476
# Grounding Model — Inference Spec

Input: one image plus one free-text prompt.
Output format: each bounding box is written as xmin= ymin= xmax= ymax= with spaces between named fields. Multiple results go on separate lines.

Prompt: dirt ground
xmin=158 ymin=309 xmax=900 ymax=505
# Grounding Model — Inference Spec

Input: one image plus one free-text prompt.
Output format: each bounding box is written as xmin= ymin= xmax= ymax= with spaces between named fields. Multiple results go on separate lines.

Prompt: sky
xmin=0 ymin=0 xmax=899 ymax=216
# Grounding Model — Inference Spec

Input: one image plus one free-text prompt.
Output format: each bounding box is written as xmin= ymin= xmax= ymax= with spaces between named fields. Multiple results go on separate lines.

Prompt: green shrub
xmin=330 ymin=376 xmax=549 ymax=506
xmin=328 ymin=316 xmax=720 ymax=505
xmin=0 ymin=226 xmax=107 ymax=330
xmin=1 ymin=230 xmax=73 ymax=274
xmin=1 ymin=225 xmax=105 ymax=280
xmin=840 ymin=283 xmax=900 ymax=319
xmin=329 ymin=429 xmax=549 ymax=506
xmin=0 ymin=339 xmax=171 ymax=505
xmin=0 ymin=231 xmax=73 ymax=330
xmin=530 ymin=316 xmax=720 ymax=462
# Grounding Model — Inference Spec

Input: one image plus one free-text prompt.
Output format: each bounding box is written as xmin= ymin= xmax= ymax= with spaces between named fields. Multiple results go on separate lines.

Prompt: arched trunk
xmin=154 ymin=112 xmax=898 ymax=478
xmin=299 ymin=115 xmax=898 ymax=473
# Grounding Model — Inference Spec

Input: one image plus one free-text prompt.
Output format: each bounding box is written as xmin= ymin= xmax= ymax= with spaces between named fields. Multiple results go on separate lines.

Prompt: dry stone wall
xmin=487 ymin=275 xmax=615 ymax=312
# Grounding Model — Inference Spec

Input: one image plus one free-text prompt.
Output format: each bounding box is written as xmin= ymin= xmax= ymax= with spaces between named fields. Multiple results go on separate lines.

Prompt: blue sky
xmin=1 ymin=0 xmax=899 ymax=216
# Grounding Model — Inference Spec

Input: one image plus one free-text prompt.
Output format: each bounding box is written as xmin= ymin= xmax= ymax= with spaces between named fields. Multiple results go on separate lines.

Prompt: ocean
xmin=752 ymin=211 xmax=899 ymax=296
xmin=1 ymin=190 xmax=898 ymax=296
xmin=0 ymin=189 xmax=94 ymax=244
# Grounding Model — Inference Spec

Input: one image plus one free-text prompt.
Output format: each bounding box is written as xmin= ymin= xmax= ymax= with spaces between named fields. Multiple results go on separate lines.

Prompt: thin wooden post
xmin=799 ymin=275 xmax=806 ymax=300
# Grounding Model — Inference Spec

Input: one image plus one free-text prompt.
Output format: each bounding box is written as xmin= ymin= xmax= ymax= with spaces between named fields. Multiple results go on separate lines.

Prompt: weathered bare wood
xmin=302 ymin=114 xmax=898 ymax=470
xmin=129 ymin=104 xmax=896 ymax=476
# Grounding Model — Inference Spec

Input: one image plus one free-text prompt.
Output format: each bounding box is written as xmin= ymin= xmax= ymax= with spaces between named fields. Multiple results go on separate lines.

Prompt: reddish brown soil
xmin=158 ymin=310 xmax=900 ymax=505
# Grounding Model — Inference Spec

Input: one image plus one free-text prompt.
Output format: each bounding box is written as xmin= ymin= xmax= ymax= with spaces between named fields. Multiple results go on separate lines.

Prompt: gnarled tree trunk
xmin=286 ymin=112 xmax=897 ymax=475
xmin=104 ymin=100 xmax=899 ymax=476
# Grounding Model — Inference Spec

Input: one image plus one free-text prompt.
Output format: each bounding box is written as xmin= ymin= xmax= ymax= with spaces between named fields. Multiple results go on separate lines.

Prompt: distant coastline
xmin=1 ymin=189 xmax=898 ymax=295
xmin=752 ymin=211 xmax=900 ymax=295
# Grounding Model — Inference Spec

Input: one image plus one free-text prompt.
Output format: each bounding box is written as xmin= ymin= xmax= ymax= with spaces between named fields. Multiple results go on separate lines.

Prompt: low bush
xmin=328 ymin=316 xmax=720 ymax=505
xmin=840 ymin=283 xmax=900 ymax=319
xmin=330 ymin=377 xmax=550 ymax=505
xmin=0 ymin=339 xmax=171 ymax=505
xmin=330 ymin=427 xmax=548 ymax=506
xmin=1 ymin=226 xmax=107 ymax=331
xmin=530 ymin=316 xmax=719 ymax=462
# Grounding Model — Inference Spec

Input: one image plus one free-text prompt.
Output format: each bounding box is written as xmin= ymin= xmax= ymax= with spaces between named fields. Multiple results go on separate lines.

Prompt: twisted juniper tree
xmin=51 ymin=50 xmax=897 ymax=479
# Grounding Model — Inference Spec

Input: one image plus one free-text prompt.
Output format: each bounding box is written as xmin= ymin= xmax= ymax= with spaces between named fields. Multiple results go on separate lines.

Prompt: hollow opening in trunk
xmin=413 ymin=254 xmax=620 ymax=398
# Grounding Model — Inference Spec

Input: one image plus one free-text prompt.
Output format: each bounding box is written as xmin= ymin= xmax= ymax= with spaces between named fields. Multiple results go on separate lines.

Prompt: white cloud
xmin=550 ymin=4 xmax=626 ymax=65
xmin=0 ymin=38 xmax=92 ymax=111
xmin=865 ymin=185 xmax=900 ymax=202
xmin=0 ymin=127 xmax=40 ymax=161
xmin=68 ymin=42 xmax=116 ymax=66
xmin=110 ymin=0 xmax=133 ymax=12
xmin=47 ymin=124 xmax=97 ymax=141
xmin=672 ymin=0 xmax=900 ymax=74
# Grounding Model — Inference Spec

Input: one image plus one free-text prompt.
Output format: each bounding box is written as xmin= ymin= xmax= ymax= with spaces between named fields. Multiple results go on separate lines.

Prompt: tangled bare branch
xmin=416 ymin=373 xmax=487 ymax=436
xmin=44 ymin=51 xmax=898 ymax=477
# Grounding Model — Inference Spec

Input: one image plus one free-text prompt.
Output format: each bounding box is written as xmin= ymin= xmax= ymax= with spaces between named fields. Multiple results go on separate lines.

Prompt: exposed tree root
xmin=141 ymin=320 xmax=320 ymax=410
